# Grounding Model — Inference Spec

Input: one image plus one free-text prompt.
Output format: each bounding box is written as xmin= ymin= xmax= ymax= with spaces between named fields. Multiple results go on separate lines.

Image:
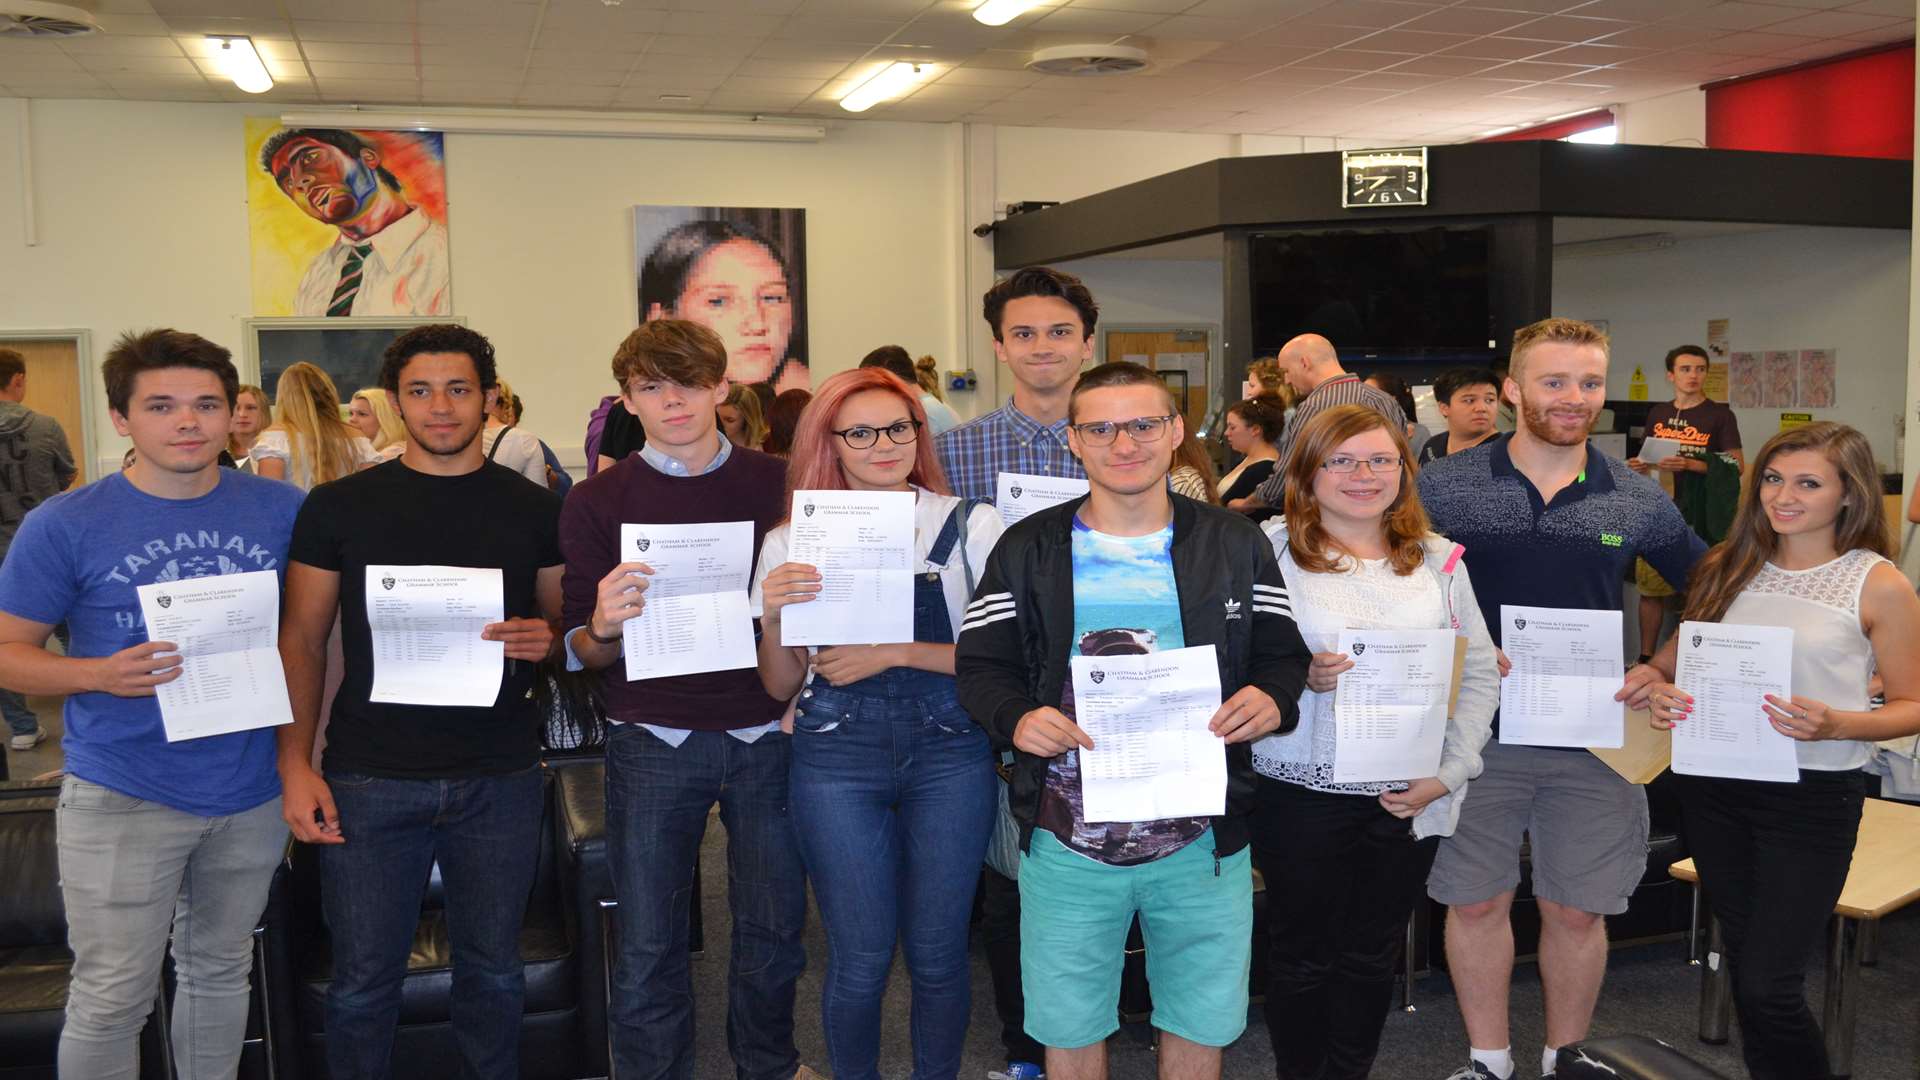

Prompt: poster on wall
xmin=1761 ymin=351 xmax=1798 ymax=409
xmin=1729 ymin=352 xmax=1761 ymax=408
xmin=634 ymin=205 xmax=808 ymax=393
xmin=1705 ymin=318 xmax=1730 ymax=361
xmin=245 ymin=118 xmax=452 ymax=317
xmin=1797 ymin=349 xmax=1836 ymax=408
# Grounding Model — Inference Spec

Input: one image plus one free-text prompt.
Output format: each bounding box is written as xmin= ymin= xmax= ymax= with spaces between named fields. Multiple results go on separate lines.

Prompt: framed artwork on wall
xmin=242 ymin=317 xmax=467 ymax=401
xmin=633 ymin=205 xmax=808 ymax=393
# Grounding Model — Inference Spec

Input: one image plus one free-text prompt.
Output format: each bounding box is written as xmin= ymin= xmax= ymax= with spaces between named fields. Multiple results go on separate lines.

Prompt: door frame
xmin=1097 ymin=322 xmax=1224 ymax=436
xmin=0 ymin=328 xmax=98 ymax=484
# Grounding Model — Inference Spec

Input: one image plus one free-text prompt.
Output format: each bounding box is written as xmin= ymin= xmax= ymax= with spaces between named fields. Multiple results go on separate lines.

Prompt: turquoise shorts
xmin=1017 ymin=827 xmax=1252 ymax=1049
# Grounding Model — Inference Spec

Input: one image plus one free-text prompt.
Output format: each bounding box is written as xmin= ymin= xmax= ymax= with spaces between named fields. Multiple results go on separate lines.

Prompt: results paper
xmin=135 ymin=570 xmax=293 ymax=742
xmin=1331 ymin=627 xmax=1455 ymax=783
xmin=996 ymin=472 xmax=1089 ymax=526
xmin=1672 ymin=621 xmax=1799 ymax=783
xmin=1070 ymin=645 xmax=1226 ymax=823
xmin=1499 ymin=605 xmax=1624 ymax=749
xmin=619 ymin=522 xmax=757 ymax=681
xmin=1636 ymin=436 xmax=1685 ymax=465
xmin=779 ymin=490 xmax=915 ymax=647
xmin=366 ymin=565 xmax=504 ymax=707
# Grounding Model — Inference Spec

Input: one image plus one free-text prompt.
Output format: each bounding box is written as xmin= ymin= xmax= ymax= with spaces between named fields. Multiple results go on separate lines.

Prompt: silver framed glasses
xmin=1070 ymin=415 xmax=1176 ymax=446
xmin=1319 ymin=453 xmax=1403 ymax=475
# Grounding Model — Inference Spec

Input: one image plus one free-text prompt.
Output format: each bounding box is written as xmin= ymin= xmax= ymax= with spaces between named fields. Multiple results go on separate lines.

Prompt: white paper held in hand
xmin=779 ymin=489 xmax=916 ymax=647
xmin=1331 ymin=627 xmax=1454 ymax=783
xmin=1498 ymin=605 xmax=1624 ymax=748
xmin=1672 ymin=621 xmax=1799 ymax=783
xmin=365 ymin=565 xmax=504 ymax=707
xmin=135 ymin=570 xmax=293 ymax=742
xmin=995 ymin=472 xmax=1088 ymax=526
xmin=1070 ymin=645 xmax=1225 ymax=823
xmin=618 ymin=521 xmax=758 ymax=681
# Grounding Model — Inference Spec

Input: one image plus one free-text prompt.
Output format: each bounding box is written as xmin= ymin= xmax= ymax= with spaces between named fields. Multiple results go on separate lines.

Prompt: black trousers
xmin=979 ymin=866 xmax=1046 ymax=1064
xmin=1677 ymin=769 xmax=1867 ymax=1080
xmin=1250 ymin=777 xmax=1438 ymax=1080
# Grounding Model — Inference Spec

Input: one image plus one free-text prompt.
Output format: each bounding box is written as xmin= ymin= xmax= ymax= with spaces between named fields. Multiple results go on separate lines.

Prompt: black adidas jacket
xmin=954 ymin=493 xmax=1310 ymax=857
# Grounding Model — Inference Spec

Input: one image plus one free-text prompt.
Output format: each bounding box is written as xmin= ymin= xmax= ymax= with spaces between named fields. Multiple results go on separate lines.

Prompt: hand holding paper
xmin=1070 ymin=646 xmax=1226 ymax=823
xmin=366 ymin=565 xmax=504 ymax=707
xmin=1498 ymin=605 xmax=1624 ymax=749
xmin=1671 ymin=621 xmax=1799 ymax=782
xmin=780 ymin=490 xmax=915 ymax=647
xmin=135 ymin=570 xmax=293 ymax=741
xmin=618 ymin=522 xmax=756 ymax=681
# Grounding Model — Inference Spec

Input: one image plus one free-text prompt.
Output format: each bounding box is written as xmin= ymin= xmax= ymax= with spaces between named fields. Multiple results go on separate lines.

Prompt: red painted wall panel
xmin=1706 ymin=45 xmax=1914 ymax=160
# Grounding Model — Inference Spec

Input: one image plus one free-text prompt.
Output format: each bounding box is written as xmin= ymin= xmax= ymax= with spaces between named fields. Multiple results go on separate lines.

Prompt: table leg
xmin=1699 ymin=908 xmax=1732 ymax=1045
xmin=1824 ymin=916 xmax=1864 ymax=1077
xmin=1858 ymin=917 xmax=1879 ymax=968
xmin=1402 ymin=910 xmax=1417 ymax=1013
xmin=1688 ymin=887 xmax=1702 ymax=965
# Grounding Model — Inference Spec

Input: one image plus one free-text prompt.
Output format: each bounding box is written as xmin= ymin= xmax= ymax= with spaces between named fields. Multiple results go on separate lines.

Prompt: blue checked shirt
xmin=936 ymin=399 xmax=1086 ymax=504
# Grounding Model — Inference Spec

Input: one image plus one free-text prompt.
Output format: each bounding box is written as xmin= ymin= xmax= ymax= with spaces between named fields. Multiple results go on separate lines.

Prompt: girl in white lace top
xmin=1248 ymin=404 xmax=1500 ymax=1080
xmin=1643 ymin=422 xmax=1920 ymax=1080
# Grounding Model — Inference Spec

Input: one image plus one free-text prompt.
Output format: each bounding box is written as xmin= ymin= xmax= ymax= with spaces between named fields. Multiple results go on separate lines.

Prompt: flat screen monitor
xmin=1249 ymin=227 xmax=1493 ymax=355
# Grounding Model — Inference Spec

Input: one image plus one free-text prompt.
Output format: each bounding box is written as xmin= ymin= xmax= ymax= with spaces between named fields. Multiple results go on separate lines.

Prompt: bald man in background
xmin=1245 ymin=334 xmax=1407 ymax=508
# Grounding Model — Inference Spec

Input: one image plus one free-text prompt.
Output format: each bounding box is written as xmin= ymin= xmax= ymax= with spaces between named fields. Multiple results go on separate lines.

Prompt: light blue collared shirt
xmin=568 ymin=430 xmax=781 ymax=746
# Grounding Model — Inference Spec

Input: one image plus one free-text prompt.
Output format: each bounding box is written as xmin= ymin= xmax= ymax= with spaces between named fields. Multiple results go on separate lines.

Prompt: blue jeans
xmin=1 ymin=687 xmax=36 ymax=736
xmin=318 ymin=766 xmax=546 ymax=1080
xmin=604 ymin=725 xmax=809 ymax=1080
xmin=790 ymin=678 xmax=995 ymax=1080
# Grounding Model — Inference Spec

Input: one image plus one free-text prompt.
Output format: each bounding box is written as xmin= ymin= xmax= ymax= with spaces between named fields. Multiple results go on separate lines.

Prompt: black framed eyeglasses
xmin=1070 ymin=415 xmax=1175 ymax=447
xmin=831 ymin=419 xmax=922 ymax=449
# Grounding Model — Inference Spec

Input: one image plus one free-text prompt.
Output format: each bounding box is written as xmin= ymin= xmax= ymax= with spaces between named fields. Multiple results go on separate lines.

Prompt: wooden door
xmin=0 ymin=338 xmax=85 ymax=485
xmin=1103 ymin=327 xmax=1214 ymax=435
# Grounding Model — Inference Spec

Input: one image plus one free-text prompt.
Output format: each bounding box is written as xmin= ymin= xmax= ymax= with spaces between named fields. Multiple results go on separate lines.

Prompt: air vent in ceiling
xmin=0 ymin=1 xmax=98 ymax=37
xmin=1027 ymin=44 xmax=1148 ymax=77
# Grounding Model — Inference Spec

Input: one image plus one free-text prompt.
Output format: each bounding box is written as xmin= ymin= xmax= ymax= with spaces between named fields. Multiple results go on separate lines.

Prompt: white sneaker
xmin=10 ymin=726 xmax=45 ymax=751
xmin=1443 ymin=1065 xmax=1499 ymax=1080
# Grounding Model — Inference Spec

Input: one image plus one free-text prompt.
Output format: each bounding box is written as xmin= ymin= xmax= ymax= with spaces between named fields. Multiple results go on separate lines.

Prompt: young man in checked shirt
xmin=936 ymin=265 xmax=1098 ymax=1080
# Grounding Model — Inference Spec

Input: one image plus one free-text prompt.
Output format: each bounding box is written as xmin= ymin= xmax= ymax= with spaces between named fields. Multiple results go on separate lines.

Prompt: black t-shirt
xmin=289 ymin=459 xmax=564 ymax=779
xmin=599 ymin=402 xmax=646 ymax=462
xmin=1418 ymin=430 xmax=1495 ymax=464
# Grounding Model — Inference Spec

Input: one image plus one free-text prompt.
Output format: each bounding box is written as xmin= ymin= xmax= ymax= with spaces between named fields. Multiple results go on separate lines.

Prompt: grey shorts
xmin=1428 ymin=740 xmax=1650 ymax=915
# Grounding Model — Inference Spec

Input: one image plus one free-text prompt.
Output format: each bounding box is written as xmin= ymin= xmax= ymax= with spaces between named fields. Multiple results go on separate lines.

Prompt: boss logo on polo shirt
xmin=1600 ymin=533 xmax=1624 ymax=547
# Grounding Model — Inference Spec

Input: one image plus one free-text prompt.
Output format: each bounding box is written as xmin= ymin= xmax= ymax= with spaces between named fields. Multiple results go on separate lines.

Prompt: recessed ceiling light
xmin=208 ymin=35 xmax=272 ymax=94
xmin=839 ymin=62 xmax=931 ymax=113
xmin=973 ymin=0 xmax=1044 ymax=27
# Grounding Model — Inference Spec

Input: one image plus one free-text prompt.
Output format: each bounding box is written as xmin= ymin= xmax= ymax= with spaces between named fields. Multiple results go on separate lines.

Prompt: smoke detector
xmin=0 ymin=0 xmax=98 ymax=37
xmin=1027 ymin=43 xmax=1148 ymax=77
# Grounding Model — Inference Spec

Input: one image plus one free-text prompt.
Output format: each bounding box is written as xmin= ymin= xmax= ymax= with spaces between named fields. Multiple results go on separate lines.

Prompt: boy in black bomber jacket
xmin=955 ymin=362 xmax=1309 ymax=1080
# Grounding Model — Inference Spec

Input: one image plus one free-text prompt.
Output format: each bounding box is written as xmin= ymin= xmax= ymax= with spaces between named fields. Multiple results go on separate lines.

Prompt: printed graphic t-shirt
xmin=1037 ymin=517 xmax=1208 ymax=866
xmin=0 ymin=471 xmax=304 ymax=815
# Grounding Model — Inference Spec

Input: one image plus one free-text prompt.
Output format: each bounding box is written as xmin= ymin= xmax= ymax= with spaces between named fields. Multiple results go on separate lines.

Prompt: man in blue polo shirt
xmin=1418 ymin=318 xmax=1705 ymax=1080
xmin=0 ymin=329 xmax=304 ymax=1078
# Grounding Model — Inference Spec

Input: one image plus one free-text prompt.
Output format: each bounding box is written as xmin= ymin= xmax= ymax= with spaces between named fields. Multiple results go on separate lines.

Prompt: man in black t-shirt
xmin=277 ymin=325 xmax=564 ymax=1080
xmin=1419 ymin=367 xmax=1501 ymax=465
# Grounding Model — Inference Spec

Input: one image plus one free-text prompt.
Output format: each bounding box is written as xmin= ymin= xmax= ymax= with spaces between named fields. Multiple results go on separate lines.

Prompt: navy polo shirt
xmin=1417 ymin=433 xmax=1707 ymax=651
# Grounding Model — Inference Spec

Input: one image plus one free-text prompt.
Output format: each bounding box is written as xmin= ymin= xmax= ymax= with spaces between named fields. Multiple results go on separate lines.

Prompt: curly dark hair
xmin=379 ymin=324 xmax=498 ymax=396
xmin=259 ymin=127 xmax=402 ymax=191
xmin=982 ymin=266 xmax=1098 ymax=343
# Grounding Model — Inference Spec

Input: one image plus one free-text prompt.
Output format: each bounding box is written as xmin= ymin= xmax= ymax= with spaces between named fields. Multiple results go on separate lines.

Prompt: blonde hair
xmin=1509 ymin=317 xmax=1610 ymax=381
xmin=915 ymin=355 xmax=946 ymax=402
xmin=350 ymin=387 xmax=406 ymax=452
xmin=269 ymin=362 xmax=361 ymax=486
xmin=227 ymin=384 xmax=271 ymax=460
xmin=722 ymin=382 xmax=769 ymax=448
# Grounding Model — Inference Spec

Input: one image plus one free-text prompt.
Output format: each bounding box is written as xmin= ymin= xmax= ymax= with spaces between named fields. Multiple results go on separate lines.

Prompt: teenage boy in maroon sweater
xmin=559 ymin=320 xmax=808 ymax=1080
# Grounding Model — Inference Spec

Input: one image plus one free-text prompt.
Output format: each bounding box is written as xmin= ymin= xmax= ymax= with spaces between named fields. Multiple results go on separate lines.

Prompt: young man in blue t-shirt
xmin=0 ymin=329 xmax=304 ymax=1078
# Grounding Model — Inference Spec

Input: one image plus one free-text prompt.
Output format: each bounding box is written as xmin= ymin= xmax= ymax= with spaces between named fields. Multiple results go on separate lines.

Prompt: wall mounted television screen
xmin=1249 ymin=227 xmax=1493 ymax=355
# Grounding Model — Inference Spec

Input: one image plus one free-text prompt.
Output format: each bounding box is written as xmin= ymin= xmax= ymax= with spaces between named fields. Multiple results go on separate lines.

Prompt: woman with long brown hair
xmin=1252 ymin=404 xmax=1499 ymax=1080
xmin=1169 ymin=431 xmax=1220 ymax=503
xmin=1643 ymin=422 xmax=1920 ymax=1080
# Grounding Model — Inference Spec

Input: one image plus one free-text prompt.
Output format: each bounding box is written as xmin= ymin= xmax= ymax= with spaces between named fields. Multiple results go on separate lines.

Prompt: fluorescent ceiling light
xmin=210 ymin=36 xmax=272 ymax=94
xmin=839 ymin=62 xmax=930 ymax=113
xmin=973 ymin=0 xmax=1043 ymax=26
xmin=277 ymin=107 xmax=827 ymax=142
xmin=1564 ymin=124 xmax=1618 ymax=145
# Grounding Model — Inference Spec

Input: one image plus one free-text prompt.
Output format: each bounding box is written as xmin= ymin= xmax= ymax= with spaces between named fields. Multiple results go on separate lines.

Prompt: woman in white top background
xmin=226 ymin=383 xmax=270 ymax=472
xmin=479 ymin=377 xmax=549 ymax=487
xmin=251 ymin=362 xmax=377 ymax=490
xmin=348 ymin=387 xmax=407 ymax=462
xmin=751 ymin=367 xmax=1001 ymax=1080
xmin=1645 ymin=422 xmax=1920 ymax=1080
xmin=1253 ymin=404 xmax=1499 ymax=1080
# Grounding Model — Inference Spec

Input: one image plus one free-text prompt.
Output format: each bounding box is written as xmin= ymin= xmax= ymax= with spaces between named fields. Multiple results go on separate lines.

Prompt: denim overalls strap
xmin=816 ymin=498 xmax=977 ymax=702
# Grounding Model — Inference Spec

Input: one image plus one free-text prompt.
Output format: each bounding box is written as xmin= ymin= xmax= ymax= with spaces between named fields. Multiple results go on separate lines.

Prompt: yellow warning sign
xmin=1628 ymin=364 xmax=1648 ymax=402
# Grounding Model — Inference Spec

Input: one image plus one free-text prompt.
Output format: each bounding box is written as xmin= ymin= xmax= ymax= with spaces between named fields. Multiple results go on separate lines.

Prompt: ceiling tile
xmin=417 ymin=0 xmax=541 ymax=27
xmin=1027 ymin=7 xmax=1167 ymax=34
xmin=1614 ymin=49 xmax=1750 ymax=72
xmin=1661 ymin=3 xmax=1804 ymax=29
xmin=1840 ymin=0 xmax=1915 ymax=15
xmin=1291 ymin=48 xmax=1421 ymax=71
xmin=537 ymin=2 xmax=672 ymax=30
xmin=673 ymin=0 xmax=811 ymax=14
xmin=646 ymin=34 xmax=761 ymax=57
xmin=307 ymin=60 xmax=420 ymax=79
xmin=1590 ymin=23 xmax=1723 ymax=47
xmin=1762 ymin=9 xmax=1908 ymax=35
xmin=1844 ymin=18 xmax=1915 ymax=42
xmin=1342 ymin=28 xmax=1476 ymax=51
xmin=289 ymin=21 xmax=418 ymax=44
xmin=662 ymin=12 xmax=790 ymax=37
xmin=1526 ymin=41 xmax=1654 ymax=64
xmin=533 ymin=29 xmax=659 ymax=52
xmin=795 ymin=0 xmax=942 ymax=14
xmin=1385 ymin=53 xmax=1505 ymax=75
xmin=516 ymin=85 xmax=620 ymax=106
xmin=776 ymin=16 xmax=905 ymax=41
xmin=1336 ymin=69 xmax=1450 ymax=88
xmin=60 ymin=34 xmax=190 ymax=56
xmin=1399 ymin=6 xmax=1538 ymax=34
xmin=418 ymin=45 xmax=527 ymax=66
xmin=1567 ymin=0 xmax=1717 ymax=17
xmin=1706 ymin=30 xmax=1829 ymax=55
xmin=2 ymin=52 xmax=87 ymax=73
xmin=1501 ymin=14 xmax=1641 ymax=41
xmin=938 ymin=65 xmax=1043 ymax=85
xmin=719 ymin=74 xmax=832 ymax=93
xmin=527 ymin=48 xmax=637 ymax=70
xmin=1240 ymin=22 xmax=1377 ymax=48
xmin=296 ymin=42 xmax=418 ymax=64
xmin=75 ymin=54 xmax=204 ymax=76
xmin=731 ymin=57 xmax=854 ymax=78
xmin=1050 ymin=0 xmax=1198 ymax=11
xmin=1182 ymin=0 xmax=1321 ymax=16
xmin=281 ymin=0 xmax=410 ymax=23
xmin=1299 ymin=1 xmax=1453 ymax=29
xmin=312 ymin=78 xmax=421 ymax=99
xmin=521 ymin=67 xmax=631 ymax=86
xmin=1437 ymin=35 xmax=1564 ymax=59
xmin=751 ymin=38 xmax=873 ymax=59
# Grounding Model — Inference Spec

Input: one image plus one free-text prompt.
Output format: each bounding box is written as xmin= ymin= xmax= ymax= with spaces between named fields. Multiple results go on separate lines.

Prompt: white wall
xmin=1616 ymin=88 xmax=1707 ymax=149
xmin=1553 ymin=225 xmax=1912 ymax=469
xmin=0 ymin=98 xmax=963 ymax=469
xmin=1054 ymin=255 xmax=1222 ymax=334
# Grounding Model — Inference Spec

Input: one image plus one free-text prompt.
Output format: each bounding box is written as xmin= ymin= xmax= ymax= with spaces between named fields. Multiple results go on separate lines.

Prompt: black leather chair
xmin=0 ymin=782 xmax=172 ymax=1080
xmin=272 ymin=767 xmax=585 ymax=1080
xmin=1557 ymin=1035 xmax=1733 ymax=1079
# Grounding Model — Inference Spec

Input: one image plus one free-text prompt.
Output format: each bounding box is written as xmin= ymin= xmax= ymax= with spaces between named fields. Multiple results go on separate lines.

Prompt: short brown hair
xmin=1509 ymin=317 xmax=1609 ymax=381
xmin=103 ymin=329 xmax=238 ymax=415
xmin=611 ymin=320 xmax=728 ymax=389
xmin=1068 ymin=361 xmax=1177 ymax=422
xmin=0 ymin=348 xmax=23 ymax=386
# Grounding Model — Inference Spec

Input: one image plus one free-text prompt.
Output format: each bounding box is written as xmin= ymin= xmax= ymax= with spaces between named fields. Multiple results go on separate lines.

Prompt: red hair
xmin=785 ymin=368 xmax=950 ymax=501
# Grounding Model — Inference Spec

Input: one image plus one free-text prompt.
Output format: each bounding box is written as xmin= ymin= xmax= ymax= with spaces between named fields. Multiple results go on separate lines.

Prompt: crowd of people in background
xmin=1 ymin=262 xmax=1919 ymax=1080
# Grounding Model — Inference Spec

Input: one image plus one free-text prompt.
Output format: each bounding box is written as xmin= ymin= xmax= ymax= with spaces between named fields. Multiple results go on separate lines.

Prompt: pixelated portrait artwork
xmin=634 ymin=205 xmax=808 ymax=393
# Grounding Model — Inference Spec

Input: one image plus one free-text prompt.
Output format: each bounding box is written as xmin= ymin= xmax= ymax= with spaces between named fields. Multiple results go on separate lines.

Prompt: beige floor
xmin=7 ymin=693 xmax=65 ymax=782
